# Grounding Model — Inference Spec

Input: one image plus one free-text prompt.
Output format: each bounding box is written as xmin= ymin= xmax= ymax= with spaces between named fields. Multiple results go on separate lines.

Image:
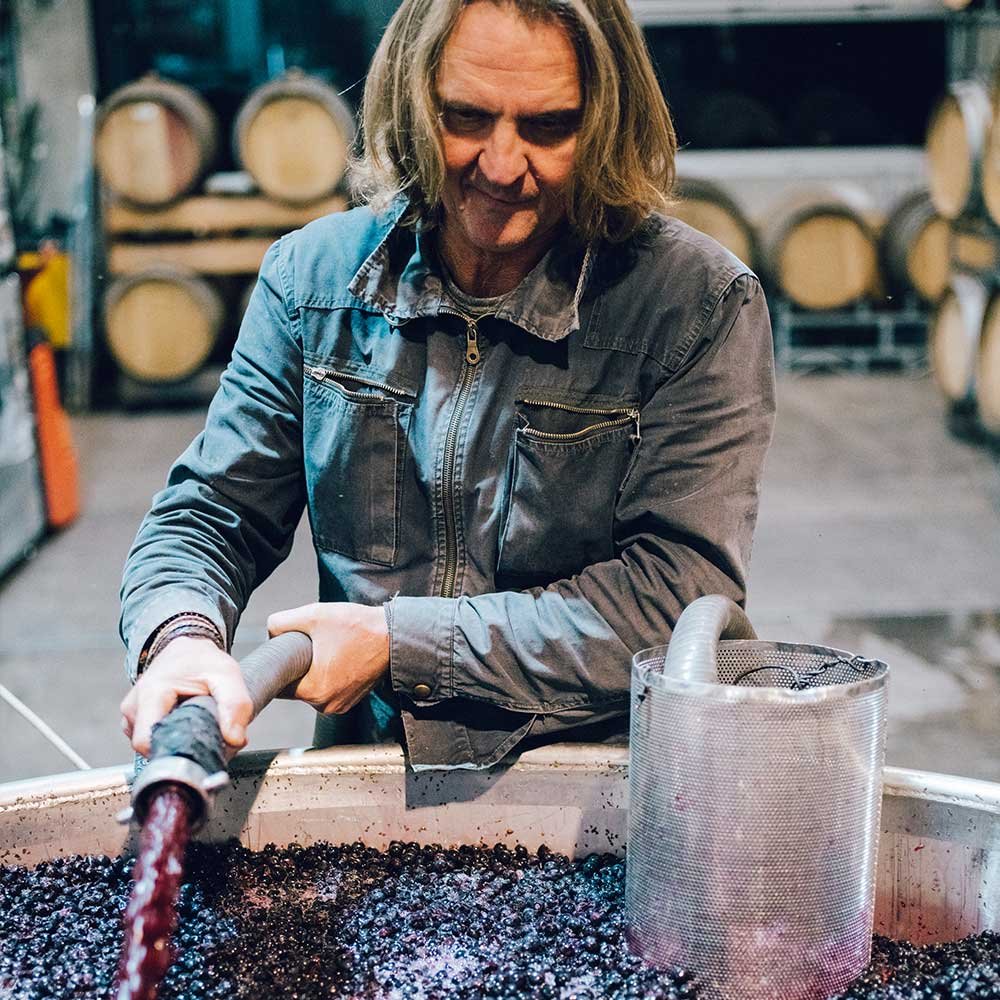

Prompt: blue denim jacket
xmin=120 ymin=202 xmax=776 ymax=769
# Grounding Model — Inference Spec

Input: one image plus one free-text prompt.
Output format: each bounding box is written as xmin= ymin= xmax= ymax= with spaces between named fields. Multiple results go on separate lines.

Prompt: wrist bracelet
xmin=139 ymin=612 xmax=225 ymax=672
xmin=149 ymin=624 xmax=225 ymax=663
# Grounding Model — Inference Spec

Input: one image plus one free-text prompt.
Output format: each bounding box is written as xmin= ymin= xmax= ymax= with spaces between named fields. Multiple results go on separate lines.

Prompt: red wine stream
xmin=116 ymin=785 xmax=194 ymax=1000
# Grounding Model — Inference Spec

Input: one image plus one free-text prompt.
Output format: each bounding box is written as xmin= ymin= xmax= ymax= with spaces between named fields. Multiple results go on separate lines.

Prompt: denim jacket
xmin=120 ymin=201 xmax=776 ymax=770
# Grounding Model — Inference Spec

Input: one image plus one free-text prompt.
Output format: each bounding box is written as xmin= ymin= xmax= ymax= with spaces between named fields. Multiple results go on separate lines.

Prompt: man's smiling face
xmin=435 ymin=2 xmax=582 ymax=268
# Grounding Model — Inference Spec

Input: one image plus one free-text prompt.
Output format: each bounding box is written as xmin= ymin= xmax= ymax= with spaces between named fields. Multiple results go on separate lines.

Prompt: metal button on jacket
xmin=412 ymin=683 xmax=432 ymax=699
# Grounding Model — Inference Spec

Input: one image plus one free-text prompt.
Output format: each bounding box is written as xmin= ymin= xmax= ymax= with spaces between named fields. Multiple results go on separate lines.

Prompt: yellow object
xmin=19 ymin=249 xmax=71 ymax=349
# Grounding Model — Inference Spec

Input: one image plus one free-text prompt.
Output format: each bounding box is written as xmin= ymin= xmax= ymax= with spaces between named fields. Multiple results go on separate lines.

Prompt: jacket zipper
xmin=519 ymin=398 xmax=640 ymax=442
xmin=439 ymin=311 xmax=485 ymax=598
xmin=304 ymin=365 xmax=412 ymax=402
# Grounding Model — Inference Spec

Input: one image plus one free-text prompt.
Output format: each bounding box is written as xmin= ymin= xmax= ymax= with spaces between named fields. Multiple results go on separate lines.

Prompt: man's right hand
xmin=120 ymin=637 xmax=253 ymax=758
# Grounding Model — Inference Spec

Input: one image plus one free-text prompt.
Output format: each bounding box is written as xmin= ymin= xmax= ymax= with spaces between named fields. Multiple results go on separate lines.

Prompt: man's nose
xmin=478 ymin=120 xmax=528 ymax=189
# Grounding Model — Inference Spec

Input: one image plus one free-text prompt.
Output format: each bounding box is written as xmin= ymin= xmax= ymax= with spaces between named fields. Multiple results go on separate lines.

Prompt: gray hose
xmin=131 ymin=631 xmax=313 ymax=826
xmin=179 ymin=630 xmax=314 ymax=730
xmin=662 ymin=595 xmax=756 ymax=683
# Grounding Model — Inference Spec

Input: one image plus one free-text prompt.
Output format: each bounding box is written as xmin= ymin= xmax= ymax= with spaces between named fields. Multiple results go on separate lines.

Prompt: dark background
xmin=89 ymin=1 xmax=948 ymax=166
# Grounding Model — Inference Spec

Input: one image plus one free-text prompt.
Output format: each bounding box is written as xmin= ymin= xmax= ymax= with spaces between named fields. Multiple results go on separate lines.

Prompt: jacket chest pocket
xmin=498 ymin=398 xmax=639 ymax=582
xmin=303 ymin=364 xmax=415 ymax=566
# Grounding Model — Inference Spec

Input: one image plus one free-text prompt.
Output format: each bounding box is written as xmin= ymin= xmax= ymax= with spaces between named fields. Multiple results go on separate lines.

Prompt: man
xmin=120 ymin=0 xmax=775 ymax=769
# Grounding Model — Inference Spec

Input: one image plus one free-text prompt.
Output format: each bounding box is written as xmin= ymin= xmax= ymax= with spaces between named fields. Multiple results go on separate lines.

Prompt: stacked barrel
xmin=924 ymin=72 xmax=1000 ymax=439
xmin=96 ymin=71 xmax=354 ymax=394
xmin=669 ymin=178 xmax=948 ymax=316
xmin=672 ymin=174 xmax=949 ymax=367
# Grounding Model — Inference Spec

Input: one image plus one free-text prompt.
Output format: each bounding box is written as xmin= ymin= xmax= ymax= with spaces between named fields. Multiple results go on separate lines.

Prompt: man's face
xmin=435 ymin=2 xmax=582 ymax=262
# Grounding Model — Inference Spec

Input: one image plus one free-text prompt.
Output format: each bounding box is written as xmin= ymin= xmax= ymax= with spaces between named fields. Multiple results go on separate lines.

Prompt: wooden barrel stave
xmin=976 ymin=292 xmax=1000 ymax=434
xmin=760 ymin=183 xmax=880 ymax=311
xmin=880 ymin=191 xmax=949 ymax=304
xmin=234 ymin=69 xmax=356 ymax=204
xmin=929 ymin=274 xmax=989 ymax=406
xmin=670 ymin=178 xmax=758 ymax=270
xmin=95 ymin=75 xmax=218 ymax=208
xmin=980 ymin=83 xmax=1000 ymax=226
xmin=103 ymin=268 xmax=223 ymax=384
xmin=926 ymin=79 xmax=992 ymax=221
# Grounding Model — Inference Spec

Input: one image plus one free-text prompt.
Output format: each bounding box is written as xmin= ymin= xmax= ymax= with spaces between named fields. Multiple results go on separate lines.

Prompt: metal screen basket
xmin=626 ymin=596 xmax=888 ymax=1000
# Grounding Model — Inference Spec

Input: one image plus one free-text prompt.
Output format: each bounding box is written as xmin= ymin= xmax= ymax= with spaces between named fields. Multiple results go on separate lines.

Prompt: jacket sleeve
xmin=388 ymin=274 xmax=776 ymax=754
xmin=119 ymin=239 xmax=305 ymax=680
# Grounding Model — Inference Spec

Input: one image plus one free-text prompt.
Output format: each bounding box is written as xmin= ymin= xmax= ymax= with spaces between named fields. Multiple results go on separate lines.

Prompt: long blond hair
xmin=353 ymin=0 xmax=676 ymax=243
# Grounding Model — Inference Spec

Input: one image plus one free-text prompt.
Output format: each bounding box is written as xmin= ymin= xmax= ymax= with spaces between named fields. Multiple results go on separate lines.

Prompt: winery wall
xmin=11 ymin=0 xmax=97 ymax=229
xmin=5 ymin=1 xmax=961 ymax=408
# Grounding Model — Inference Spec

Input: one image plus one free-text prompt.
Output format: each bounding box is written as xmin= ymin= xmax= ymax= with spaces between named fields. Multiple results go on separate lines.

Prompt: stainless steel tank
xmin=1 ymin=745 xmax=998 ymax=952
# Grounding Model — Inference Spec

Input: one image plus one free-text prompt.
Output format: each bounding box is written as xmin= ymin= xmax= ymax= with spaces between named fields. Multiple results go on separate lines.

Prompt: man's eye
xmin=441 ymin=108 xmax=491 ymax=134
xmin=520 ymin=119 xmax=579 ymax=145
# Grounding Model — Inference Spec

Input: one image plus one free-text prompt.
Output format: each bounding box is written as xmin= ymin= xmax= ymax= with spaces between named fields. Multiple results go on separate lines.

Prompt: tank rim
xmin=1 ymin=747 xmax=998 ymax=815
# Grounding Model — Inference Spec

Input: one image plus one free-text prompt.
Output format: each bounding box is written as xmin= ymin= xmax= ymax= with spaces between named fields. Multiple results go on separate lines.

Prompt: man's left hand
xmin=266 ymin=602 xmax=390 ymax=715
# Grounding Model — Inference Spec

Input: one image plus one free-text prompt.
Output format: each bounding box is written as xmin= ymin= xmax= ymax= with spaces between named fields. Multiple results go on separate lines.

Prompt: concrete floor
xmin=1 ymin=371 xmax=999 ymax=784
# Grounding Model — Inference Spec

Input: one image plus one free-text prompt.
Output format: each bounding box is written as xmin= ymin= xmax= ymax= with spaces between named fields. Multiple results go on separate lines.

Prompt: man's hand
xmin=266 ymin=602 xmax=389 ymax=715
xmin=120 ymin=637 xmax=253 ymax=758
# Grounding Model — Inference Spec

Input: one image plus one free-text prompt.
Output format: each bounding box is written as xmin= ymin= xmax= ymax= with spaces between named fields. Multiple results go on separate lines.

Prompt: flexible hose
xmin=660 ymin=595 xmax=756 ymax=683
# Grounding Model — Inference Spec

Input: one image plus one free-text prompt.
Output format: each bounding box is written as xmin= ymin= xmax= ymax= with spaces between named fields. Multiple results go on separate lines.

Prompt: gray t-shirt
xmin=440 ymin=267 xmax=509 ymax=318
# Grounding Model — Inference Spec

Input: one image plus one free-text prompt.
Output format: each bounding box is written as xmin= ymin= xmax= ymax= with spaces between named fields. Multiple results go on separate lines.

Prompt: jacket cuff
xmin=124 ymin=591 xmax=229 ymax=682
xmin=387 ymin=595 xmax=457 ymax=703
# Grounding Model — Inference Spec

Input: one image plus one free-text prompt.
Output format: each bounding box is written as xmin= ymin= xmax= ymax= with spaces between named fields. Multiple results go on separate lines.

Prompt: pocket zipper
xmin=519 ymin=398 xmax=640 ymax=442
xmin=304 ymin=365 xmax=412 ymax=401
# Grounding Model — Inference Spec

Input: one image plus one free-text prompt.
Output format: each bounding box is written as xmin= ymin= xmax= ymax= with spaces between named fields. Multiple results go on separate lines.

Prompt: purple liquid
xmin=116 ymin=785 xmax=193 ymax=1000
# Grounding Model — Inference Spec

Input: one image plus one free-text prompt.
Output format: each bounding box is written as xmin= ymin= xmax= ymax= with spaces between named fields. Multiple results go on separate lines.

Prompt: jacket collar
xmin=347 ymin=202 xmax=594 ymax=342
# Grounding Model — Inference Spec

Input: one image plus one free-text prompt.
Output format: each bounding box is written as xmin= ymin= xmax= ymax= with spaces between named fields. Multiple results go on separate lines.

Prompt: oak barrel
xmin=879 ymin=191 xmax=950 ymax=303
xmin=929 ymin=273 xmax=989 ymax=407
xmin=234 ymin=69 xmax=356 ymax=204
xmin=980 ymin=81 xmax=1000 ymax=226
xmin=976 ymin=292 xmax=1000 ymax=434
xmin=670 ymin=179 xmax=758 ymax=270
xmin=926 ymin=80 xmax=991 ymax=220
xmin=103 ymin=268 xmax=223 ymax=384
xmin=95 ymin=75 xmax=218 ymax=208
xmin=760 ymin=184 xmax=879 ymax=311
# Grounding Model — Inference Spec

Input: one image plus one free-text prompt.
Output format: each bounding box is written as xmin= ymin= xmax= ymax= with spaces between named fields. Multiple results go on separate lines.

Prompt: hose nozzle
xmin=120 ymin=702 xmax=228 ymax=830
xmin=118 ymin=630 xmax=313 ymax=830
xmin=119 ymin=756 xmax=229 ymax=829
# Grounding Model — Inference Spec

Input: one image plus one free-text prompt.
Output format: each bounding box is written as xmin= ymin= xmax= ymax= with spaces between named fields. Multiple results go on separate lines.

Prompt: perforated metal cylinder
xmin=626 ymin=623 xmax=888 ymax=1000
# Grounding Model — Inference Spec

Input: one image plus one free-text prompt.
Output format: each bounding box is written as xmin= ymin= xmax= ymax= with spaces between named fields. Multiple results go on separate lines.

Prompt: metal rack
xmin=771 ymin=298 xmax=928 ymax=371
xmin=950 ymin=213 xmax=1000 ymax=280
xmin=947 ymin=5 xmax=1000 ymax=81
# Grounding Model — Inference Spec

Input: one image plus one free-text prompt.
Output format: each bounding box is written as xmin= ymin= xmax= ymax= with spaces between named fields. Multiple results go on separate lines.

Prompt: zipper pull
xmin=305 ymin=365 xmax=328 ymax=382
xmin=465 ymin=320 xmax=481 ymax=365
